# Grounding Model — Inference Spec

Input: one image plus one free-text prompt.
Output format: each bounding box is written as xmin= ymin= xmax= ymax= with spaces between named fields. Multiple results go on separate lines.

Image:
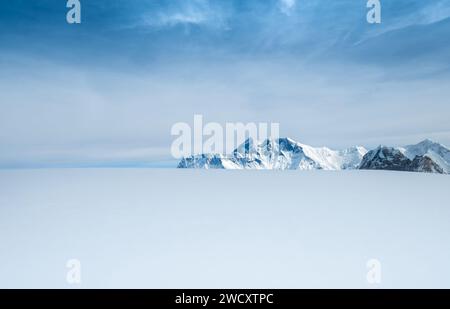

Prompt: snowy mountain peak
xmin=360 ymin=140 xmax=449 ymax=174
xmin=403 ymin=139 xmax=450 ymax=173
xmin=178 ymin=137 xmax=367 ymax=170
xmin=359 ymin=146 xmax=411 ymax=171
xmin=178 ymin=137 xmax=449 ymax=174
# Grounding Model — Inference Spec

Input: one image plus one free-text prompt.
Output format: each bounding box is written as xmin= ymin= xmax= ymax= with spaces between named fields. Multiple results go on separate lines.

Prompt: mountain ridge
xmin=178 ymin=137 xmax=450 ymax=174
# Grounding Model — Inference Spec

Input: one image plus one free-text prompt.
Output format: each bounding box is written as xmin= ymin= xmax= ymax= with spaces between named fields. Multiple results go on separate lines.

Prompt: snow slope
xmin=360 ymin=140 xmax=450 ymax=174
xmin=180 ymin=138 xmax=450 ymax=174
xmin=1 ymin=169 xmax=450 ymax=288
xmin=179 ymin=138 xmax=367 ymax=170
xmin=402 ymin=139 xmax=450 ymax=173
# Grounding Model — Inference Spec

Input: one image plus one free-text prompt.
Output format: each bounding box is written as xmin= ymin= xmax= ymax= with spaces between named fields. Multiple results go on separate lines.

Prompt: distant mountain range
xmin=178 ymin=138 xmax=450 ymax=174
xmin=360 ymin=139 xmax=450 ymax=174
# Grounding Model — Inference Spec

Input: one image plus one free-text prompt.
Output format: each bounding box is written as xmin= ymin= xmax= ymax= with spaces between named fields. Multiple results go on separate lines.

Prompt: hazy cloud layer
xmin=1 ymin=0 xmax=450 ymax=167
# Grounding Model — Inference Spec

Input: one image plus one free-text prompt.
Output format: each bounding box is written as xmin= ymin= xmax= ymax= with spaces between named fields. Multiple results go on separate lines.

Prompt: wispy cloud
xmin=2 ymin=0 xmax=450 ymax=167
xmin=140 ymin=0 xmax=229 ymax=29
xmin=279 ymin=0 xmax=296 ymax=16
xmin=156 ymin=12 xmax=208 ymax=27
xmin=358 ymin=0 xmax=450 ymax=42
xmin=419 ymin=0 xmax=450 ymax=24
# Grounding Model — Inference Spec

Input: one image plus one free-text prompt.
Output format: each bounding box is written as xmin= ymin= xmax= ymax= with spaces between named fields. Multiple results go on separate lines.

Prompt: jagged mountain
xmin=178 ymin=154 xmax=241 ymax=169
xmin=402 ymin=139 xmax=450 ymax=173
xmin=410 ymin=155 xmax=444 ymax=174
xmin=178 ymin=138 xmax=367 ymax=170
xmin=178 ymin=138 xmax=450 ymax=174
xmin=359 ymin=146 xmax=412 ymax=171
xmin=359 ymin=140 xmax=449 ymax=174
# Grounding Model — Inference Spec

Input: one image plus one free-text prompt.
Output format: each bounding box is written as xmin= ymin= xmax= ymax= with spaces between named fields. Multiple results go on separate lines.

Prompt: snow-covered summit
xmin=402 ymin=139 xmax=450 ymax=173
xmin=178 ymin=137 xmax=367 ymax=170
xmin=178 ymin=138 xmax=450 ymax=174
xmin=360 ymin=140 xmax=449 ymax=174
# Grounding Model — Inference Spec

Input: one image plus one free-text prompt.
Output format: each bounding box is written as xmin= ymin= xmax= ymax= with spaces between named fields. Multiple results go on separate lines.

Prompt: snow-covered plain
xmin=0 ymin=169 xmax=449 ymax=288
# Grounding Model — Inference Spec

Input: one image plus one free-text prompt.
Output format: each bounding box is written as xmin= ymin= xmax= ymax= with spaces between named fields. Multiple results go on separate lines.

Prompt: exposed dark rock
xmin=359 ymin=146 xmax=445 ymax=174
xmin=359 ymin=146 xmax=412 ymax=171
xmin=410 ymin=156 xmax=444 ymax=174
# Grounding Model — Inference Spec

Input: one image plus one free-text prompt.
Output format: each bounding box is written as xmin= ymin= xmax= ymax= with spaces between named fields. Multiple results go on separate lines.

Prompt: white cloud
xmin=279 ymin=0 xmax=296 ymax=16
xmin=156 ymin=12 xmax=208 ymax=27
xmin=419 ymin=0 xmax=450 ymax=24
xmin=141 ymin=0 xmax=229 ymax=29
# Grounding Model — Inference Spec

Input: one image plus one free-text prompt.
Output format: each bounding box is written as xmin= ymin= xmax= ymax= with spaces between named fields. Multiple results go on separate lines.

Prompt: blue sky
xmin=2 ymin=0 xmax=450 ymax=67
xmin=1 ymin=0 xmax=450 ymax=167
